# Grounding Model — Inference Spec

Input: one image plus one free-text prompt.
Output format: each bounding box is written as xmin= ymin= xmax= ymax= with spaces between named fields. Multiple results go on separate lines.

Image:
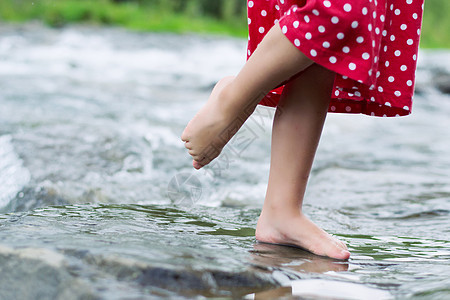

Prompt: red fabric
xmin=247 ymin=0 xmax=424 ymax=117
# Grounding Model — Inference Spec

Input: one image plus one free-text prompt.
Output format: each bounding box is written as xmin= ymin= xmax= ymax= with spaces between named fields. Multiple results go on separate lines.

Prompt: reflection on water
xmin=250 ymin=243 xmax=349 ymax=275
xmin=0 ymin=23 xmax=449 ymax=298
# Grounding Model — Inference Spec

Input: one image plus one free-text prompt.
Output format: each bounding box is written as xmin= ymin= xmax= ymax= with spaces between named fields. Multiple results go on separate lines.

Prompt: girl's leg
xmin=256 ymin=64 xmax=350 ymax=260
xmin=182 ymin=24 xmax=314 ymax=169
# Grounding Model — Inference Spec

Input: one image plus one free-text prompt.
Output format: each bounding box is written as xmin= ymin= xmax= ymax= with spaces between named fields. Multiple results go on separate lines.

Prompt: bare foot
xmin=256 ymin=207 xmax=351 ymax=260
xmin=181 ymin=76 xmax=255 ymax=169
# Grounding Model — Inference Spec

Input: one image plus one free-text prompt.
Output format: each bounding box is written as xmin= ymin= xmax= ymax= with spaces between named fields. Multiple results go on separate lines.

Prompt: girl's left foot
xmin=181 ymin=76 xmax=255 ymax=169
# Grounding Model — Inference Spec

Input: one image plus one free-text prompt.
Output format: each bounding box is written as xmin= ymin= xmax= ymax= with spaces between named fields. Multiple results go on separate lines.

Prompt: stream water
xmin=0 ymin=23 xmax=449 ymax=299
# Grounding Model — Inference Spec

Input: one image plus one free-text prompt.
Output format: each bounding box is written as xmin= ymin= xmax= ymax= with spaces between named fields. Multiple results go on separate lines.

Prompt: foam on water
xmin=0 ymin=135 xmax=31 ymax=208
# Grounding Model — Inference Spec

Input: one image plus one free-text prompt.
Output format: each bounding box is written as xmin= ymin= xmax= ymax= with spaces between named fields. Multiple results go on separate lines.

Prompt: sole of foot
xmin=181 ymin=76 xmax=251 ymax=170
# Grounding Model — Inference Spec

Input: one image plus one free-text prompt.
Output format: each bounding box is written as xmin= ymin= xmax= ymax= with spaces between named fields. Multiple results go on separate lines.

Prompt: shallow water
xmin=0 ymin=23 xmax=449 ymax=299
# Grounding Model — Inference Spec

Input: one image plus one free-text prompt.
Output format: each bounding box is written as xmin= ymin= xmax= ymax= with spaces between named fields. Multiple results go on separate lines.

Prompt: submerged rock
xmin=0 ymin=245 xmax=96 ymax=300
xmin=0 ymin=204 xmax=353 ymax=298
xmin=433 ymin=72 xmax=450 ymax=94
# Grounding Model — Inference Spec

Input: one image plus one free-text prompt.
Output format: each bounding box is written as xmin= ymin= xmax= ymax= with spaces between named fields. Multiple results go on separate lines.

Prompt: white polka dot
xmin=362 ymin=7 xmax=368 ymax=15
xmin=342 ymin=46 xmax=350 ymax=53
xmin=304 ymin=15 xmax=310 ymax=23
xmin=362 ymin=53 xmax=370 ymax=60
xmin=293 ymin=21 xmax=300 ymax=28
xmin=388 ymin=76 xmax=395 ymax=82
xmin=407 ymin=0 xmax=413 ymax=4
xmin=385 ymin=61 xmax=390 ymax=67
xmin=371 ymin=96 xmax=376 ymax=102
xmin=395 ymin=9 xmax=401 ymax=15
xmin=248 ymin=1 xmax=254 ymax=8
xmin=275 ymin=5 xmax=280 ymax=10
xmin=376 ymin=71 xmax=381 ymax=78
xmin=329 ymin=56 xmax=337 ymax=63
xmin=355 ymin=91 xmax=361 ymax=97
xmin=318 ymin=25 xmax=326 ymax=33
xmin=351 ymin=21 xmax=359 ymax=28
xmin=294 ymin=39 xmax=300 ymax=47
xmin=407 ymin=80 xmax=413 ymax=86
xmin=395 ymin=50 xmax=401 ymax=56
xmin=337 ymin=33 xmax=345 ymax=39
xmin=331 ymin=16 xmax=339 ymax=24
xmin=310 ymin=49 xmax=317 ymax=57
xmin=334 ymin=91 xmax=339 ymax=96
xmin=378 ymin=86 xmax=384 ymax=92
xmin=345 ymin=106 xmax=352 ymax=112
xmin=248 ymin=50 xmax=251 ymax=56
xmin=261 ymin=10 xmax=267 ymax=17
xmin=357 ymin=36 xmax=364 ymax=43
xmin=323 ymin=41 xmax=330 ymax=48
xmin=390 ymin=35 xmax=396 ymax=41
xmin=401 ymin=24 xmax=407 ymax=30
xmin=305 ymin=32 xmax=312 ymax=39
xmin=349 ymin=63 xmax=356 ymax=70
xmin=407 ymin=39 xmax=414 ymax=45
xmin=382 ymin=30 xmax=387 ymax=36
xmin=368 ymin=24 xmax=373 ymax=31
xmin=413 ymin=13 xmax=418 ymax=19
xmin=375 ymin=27 xmax=380 ymax=35
xmin=331 ymin=105 xmax=337 ymax=111
xmin=413 ymin=54 xmax=417 ymax=61
xmin=344 ymin=4 xmax=352 ymax=12
xmin=323 ymin=1 xmax=331 ymax=7
xmin=313 ymin=9 xmax=320 ymax=16
xmin=374 ymin=56 xmax=378 ymax=63
xmin=395 ymin=91 xmax=401 ymax=97
xmin=401 ymin=65 xmax=407 ymax=71
xmin=385 ymin=102 xmax=392 ymax=107
xmin=259 ymin=27 xmax=265 ymax=34
xmin=282 ymin=26 xmax=288 ymax=34
xmin=274 ymin=19 xmax=279 ymax=24
xmin=380 ymin=15 xmax=385 ymax=22
xmin=403 ymin=106 xmax=410 ymax=111
xmin=248 ymin=18 xmax=252 ymax=25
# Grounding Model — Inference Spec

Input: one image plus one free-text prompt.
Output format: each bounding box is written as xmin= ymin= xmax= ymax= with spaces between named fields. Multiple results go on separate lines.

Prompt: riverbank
xmin=0 ymin=0 xmax=449 ymax=48
xmin=0 ymin=0 xmax=247 ymax=37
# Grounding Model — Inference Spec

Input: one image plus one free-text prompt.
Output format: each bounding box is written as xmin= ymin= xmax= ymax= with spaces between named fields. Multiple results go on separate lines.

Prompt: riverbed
xmin=0 ymin=23 xmax=449 ymax=299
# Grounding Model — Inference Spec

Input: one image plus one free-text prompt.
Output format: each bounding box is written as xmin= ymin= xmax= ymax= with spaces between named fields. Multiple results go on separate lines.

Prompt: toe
xmin=193 ymin=160 xmax=203 ymax=169
xmin=181 ymin=129 xmax=189 ymax=142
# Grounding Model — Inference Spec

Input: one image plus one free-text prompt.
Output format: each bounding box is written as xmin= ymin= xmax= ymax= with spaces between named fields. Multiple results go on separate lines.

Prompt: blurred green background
xmin=0 ymin=0 xmax=448 ymax=48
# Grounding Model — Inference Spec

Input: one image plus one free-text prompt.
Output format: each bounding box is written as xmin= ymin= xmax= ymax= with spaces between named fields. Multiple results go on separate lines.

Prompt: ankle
xmin=261 ymin=201 xmax=303 ymax=220
xmin=218 ymin=78 xmax=258 ymax=118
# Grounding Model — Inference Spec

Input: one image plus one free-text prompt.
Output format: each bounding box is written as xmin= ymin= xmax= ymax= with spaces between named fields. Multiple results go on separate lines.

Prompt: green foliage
xmin=0 ymin=0 xmax=448 ymax=48
xmin=421 ymin=0 xmax=450 ymax=48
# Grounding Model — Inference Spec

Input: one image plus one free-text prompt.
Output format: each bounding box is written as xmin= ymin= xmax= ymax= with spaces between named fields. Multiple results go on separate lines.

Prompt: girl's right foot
xmin=181 ymin=76 xmax=257 ymax=169
xmin=256 ymin=207 xmax=351 ymax=260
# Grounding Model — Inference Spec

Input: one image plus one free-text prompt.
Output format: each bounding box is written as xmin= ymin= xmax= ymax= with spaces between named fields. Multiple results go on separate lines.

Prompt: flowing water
xmin=0 ymin=23 xmax=449 ymax=299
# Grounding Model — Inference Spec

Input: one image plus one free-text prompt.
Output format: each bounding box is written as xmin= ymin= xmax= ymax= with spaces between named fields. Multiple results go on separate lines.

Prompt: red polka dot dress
xmin=247 ymin=0 xmax=424 ymax=117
